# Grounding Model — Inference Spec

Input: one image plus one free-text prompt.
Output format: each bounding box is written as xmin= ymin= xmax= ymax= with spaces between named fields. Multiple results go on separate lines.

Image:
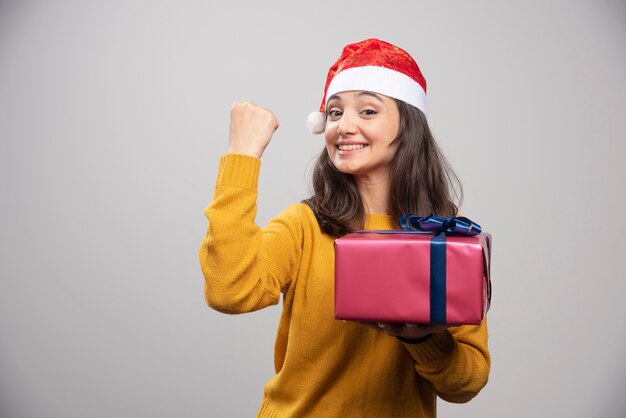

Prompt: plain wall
xmin=1 ymin=0 xmax=625 ymax=417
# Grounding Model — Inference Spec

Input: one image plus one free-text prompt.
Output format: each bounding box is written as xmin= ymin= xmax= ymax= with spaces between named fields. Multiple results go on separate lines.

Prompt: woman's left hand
xmin=359 ymin=322 xmax=455 ymax=340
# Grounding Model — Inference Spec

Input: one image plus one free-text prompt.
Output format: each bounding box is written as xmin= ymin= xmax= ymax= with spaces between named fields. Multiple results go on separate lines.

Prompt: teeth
xmin=338 ymin=144 xmax=366 ymax=151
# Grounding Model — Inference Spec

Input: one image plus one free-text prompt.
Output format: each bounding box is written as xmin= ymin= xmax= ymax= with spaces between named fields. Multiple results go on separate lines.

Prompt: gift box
xmin=334 ymin=215 xmax=492 ymax=325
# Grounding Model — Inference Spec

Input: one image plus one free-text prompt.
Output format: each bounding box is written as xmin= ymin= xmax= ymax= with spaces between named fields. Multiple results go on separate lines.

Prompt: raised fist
xmin=228 ymin=101 xmax=279 ymax=159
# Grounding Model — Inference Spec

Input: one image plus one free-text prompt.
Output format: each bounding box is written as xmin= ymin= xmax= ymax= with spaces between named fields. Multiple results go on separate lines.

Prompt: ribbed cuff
xmin=257 ymin=399 xmax=281 ymax=418
xmin=216 ymin=153 xmax=261 ymax=193
xmin=401 ymin=330 xmax=456 ymax=364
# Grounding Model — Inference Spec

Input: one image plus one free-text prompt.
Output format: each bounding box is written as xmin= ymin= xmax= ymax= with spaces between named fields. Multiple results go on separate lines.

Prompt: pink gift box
xmin=334 ymin=231 xmax=491 ymax=325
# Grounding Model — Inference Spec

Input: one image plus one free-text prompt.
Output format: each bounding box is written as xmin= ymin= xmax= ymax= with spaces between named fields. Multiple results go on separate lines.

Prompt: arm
xmin=198 ymin=102 xmax=302 ymax=314
xmin=402 ymin=320 xmax=491 ymax=403
xmin=198 ymin=154 xmax=304 ymax=314
xmin=362 ymin=320 xmax=490 ymax=402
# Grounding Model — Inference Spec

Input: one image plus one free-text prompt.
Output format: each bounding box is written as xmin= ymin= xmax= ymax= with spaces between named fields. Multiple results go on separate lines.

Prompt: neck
xmin=355 ymin=173 xmax=391 ymax=215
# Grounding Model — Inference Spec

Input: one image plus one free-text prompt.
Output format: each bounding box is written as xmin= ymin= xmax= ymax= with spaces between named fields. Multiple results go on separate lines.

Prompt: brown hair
xmin=303 ymin=100 xmax=462 ymax=237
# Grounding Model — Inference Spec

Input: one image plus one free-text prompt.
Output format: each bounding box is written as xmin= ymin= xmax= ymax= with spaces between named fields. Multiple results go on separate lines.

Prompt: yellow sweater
xmin=199 ymin=154 xmax=490 ymax=418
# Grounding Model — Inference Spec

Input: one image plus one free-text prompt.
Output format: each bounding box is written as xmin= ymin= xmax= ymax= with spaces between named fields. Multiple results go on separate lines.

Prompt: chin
xmin=332 ymin=161 xmax=359 ymax=175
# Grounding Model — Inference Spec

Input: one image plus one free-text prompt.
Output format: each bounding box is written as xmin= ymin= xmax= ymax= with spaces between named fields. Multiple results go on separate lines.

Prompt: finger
xmin=396 ymin=323 xmax=438 ymax=339
xmin=359 ymin=322 xmax=384 ymax=332
xmin=378 ymin=322 xmax=404 ymax=337
xmin=428 ymin=324 xmax=455 ymax=333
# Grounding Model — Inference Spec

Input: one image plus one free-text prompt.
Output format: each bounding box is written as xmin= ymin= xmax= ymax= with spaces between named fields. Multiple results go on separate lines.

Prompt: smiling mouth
xmin=338 ymin=144 xmax=368 ymax=151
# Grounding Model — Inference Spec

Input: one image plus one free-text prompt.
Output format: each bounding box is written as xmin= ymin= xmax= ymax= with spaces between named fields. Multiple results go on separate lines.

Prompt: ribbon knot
xmin=400 ymin=214 xmax=482 ymax=236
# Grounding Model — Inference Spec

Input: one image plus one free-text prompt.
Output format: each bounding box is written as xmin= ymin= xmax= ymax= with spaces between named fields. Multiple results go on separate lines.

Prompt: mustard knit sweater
xmin=199 ymin=154 xmax=490 ymax=418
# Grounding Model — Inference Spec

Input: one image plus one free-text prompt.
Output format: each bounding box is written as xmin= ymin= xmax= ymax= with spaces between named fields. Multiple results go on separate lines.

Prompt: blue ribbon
xmin=400 ymin=214 xmax=482 ymax=324
xmin=430 ymin=232 xmax=447 ymax=324
xmin=400 ymin=214 xmax=482 ymax=236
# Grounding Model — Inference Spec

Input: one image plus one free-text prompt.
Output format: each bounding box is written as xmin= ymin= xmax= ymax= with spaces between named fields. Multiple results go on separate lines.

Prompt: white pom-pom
xmin=307 ymin=111 xmax=325 ymax=134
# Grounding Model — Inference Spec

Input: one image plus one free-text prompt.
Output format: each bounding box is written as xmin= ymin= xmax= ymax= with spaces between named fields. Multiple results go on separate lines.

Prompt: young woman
xmin=199 ymin=38 xmax=490 ymax=417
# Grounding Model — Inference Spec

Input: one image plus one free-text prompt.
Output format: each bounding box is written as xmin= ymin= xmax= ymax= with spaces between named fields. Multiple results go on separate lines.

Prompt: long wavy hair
xmin=303 ymin=100 xmax=462 ymax=237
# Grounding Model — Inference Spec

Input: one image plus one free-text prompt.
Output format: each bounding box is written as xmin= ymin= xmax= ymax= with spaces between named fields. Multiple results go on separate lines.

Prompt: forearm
xmin=199 ymin=154 xmax=281 ymax=314
xmin=403 ymin=320 xmax=491 ymax=403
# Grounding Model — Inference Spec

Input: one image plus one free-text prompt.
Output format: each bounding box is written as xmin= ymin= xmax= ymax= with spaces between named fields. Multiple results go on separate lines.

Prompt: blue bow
xmin=400 ymin=214 xmax=482 ymax=237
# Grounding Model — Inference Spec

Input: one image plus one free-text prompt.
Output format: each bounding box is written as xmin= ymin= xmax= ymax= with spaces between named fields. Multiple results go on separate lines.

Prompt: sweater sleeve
xmin=198 ymin=154 xmax=303 ymax=314
xmin=403 ymin=318 xmax=490 ymax=403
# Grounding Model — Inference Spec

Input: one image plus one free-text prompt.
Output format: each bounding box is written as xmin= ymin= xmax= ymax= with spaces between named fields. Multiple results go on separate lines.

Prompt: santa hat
xmin=307 ymin=38 xmax=427 ymax=134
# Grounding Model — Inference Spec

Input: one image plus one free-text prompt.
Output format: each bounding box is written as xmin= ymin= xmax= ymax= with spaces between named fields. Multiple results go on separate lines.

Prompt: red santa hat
xmin=307 ymin=38 xmax=427 ymax=134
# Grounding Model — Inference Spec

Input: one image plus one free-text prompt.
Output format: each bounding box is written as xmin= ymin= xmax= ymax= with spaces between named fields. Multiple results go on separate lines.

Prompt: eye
xmin=361 ymin=109 xmax=377 ymax=117
xmin=328 ymin=109 xmax=343 ymax=120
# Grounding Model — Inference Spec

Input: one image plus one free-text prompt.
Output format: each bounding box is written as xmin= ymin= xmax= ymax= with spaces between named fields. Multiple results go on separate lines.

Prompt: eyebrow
xmin=327 ymin=91 xmax=384 ymax=104
xmin=327 ymin=94 xmax=342 ymax=103
xmin=357 ymin=91 xmax=384 ymax=102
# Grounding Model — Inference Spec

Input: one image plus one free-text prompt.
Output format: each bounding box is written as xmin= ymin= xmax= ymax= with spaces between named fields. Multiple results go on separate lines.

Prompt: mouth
xmin=337 ymin=144 xmax=368 ymax=151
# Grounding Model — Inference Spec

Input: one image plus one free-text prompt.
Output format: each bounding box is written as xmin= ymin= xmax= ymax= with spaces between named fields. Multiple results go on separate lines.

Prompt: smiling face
xmin=324 ymin=91 xmax=400 ymax=181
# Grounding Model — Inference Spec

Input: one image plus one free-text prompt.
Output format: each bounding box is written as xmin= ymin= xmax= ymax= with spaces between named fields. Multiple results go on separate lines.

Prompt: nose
xmin=337 ymin=111 xmax=358 ymax=136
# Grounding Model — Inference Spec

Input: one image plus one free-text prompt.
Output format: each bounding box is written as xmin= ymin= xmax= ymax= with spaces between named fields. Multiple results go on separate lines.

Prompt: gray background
xmin=1 ymin=0 xmax=625 ymax=417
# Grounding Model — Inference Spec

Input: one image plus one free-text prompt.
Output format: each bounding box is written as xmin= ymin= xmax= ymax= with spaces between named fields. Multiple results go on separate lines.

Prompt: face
xmin=324 ymin=91 xmax=400 ymax=181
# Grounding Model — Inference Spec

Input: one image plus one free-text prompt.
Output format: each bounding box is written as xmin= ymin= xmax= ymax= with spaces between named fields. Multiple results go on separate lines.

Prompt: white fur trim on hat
xmin=326 ymin=66 xmax=427 ymax=115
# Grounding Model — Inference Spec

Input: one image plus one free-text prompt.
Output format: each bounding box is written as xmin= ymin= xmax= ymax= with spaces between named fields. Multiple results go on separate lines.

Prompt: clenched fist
xmin=228 ymin=101 xmax=279 ymax=159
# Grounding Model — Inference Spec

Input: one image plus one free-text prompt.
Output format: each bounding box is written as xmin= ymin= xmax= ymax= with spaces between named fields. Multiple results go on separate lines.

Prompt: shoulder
xmin=276 ymin=203 xmax=317 ymax=226
xmin=269 ymin=203 xmax=323 ymax=239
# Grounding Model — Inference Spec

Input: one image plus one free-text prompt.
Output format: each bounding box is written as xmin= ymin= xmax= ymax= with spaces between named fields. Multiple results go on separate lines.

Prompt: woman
xmin=199 ymin=38 xmax=490 ymax=417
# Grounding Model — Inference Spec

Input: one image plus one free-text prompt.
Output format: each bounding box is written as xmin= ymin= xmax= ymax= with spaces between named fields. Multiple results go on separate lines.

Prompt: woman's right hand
xmin=228 ymin=101 xmax=279 ymax=159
